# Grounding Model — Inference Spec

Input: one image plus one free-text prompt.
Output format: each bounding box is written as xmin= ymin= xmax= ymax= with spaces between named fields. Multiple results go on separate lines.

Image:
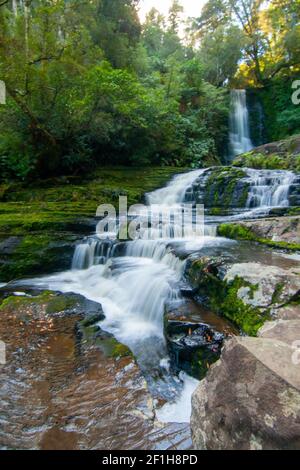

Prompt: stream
xmin=12 ymin=167 xmax=299 ymax=425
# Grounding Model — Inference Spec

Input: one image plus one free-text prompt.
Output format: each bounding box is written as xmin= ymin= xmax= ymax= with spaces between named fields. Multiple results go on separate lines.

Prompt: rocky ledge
xmin=191 ymin=317 xmax=300 ymax=450
xmin=218 ymin=216 xmax=300 ymax=251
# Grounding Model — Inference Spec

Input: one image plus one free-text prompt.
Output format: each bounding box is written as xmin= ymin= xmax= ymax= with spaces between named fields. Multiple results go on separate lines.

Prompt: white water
xmin=246 ymin=169 xmax=295 ymax=210
xmin=156 ymin=372 xmax=199 ymax=423
xmin=15 ymin=165 xmax=297 ymax=421
xmin=147 ymin=169 xmax=205 ymax=206
xmin=229 ymin=90 xmax=253 ymax=158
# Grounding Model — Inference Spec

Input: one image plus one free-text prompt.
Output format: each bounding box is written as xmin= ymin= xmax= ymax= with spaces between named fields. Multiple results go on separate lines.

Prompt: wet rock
xmin=191 ymin=333 xmax=300 ymax=450
xmin=186 ymin=257 xmax=300 ymax=336
xmin=164 ymin=301 xmax=233 ymax=380
xmin=166 ymin=321 xmax=224 ymax=380
xmin=0 ymin=234 xmax=81 ymax=283
xmin=184 ymin=167 xmax=249 ymax=209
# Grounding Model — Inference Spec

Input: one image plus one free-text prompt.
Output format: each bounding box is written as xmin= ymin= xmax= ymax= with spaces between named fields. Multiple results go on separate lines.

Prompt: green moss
xmin=218 ymin=223 xmax=300 ymax=251
xmin=111 ymin=343 xmax=132 ymax=359
xmin=0 ymin=291 xmax=55 ymax=311
xmin=220 ymin=277 xmax=270 ymax=336
xmin=204 ymin=167 xmax=248 ymax=209
xmin=0 ymin=234 xmax=73 ymax=282
xmin=287 ymin=207 xmax=300 ymax=216
xmin=187 ymin=259 xmax=271 ymax=336
xmin=233 ymin=135 xmax=300 ymax=171
xmin=46 ymin=296 xmax=78 ymax=314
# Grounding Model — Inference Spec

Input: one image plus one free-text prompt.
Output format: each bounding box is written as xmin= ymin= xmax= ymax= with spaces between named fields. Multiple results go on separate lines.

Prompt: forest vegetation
xmin=0 ymin=0 xmax=299 ymax=181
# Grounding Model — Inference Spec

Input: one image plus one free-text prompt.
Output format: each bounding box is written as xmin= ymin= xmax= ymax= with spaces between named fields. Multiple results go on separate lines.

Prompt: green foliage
xmin=0 ymin=0 xmax=299 ymax=179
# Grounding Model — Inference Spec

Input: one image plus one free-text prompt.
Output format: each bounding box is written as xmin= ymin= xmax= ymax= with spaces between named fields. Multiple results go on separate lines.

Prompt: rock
xmin=218 ymin=216 xmax=300 ymax=249
xmin=275 ymin=304 xmax=300 ymax=320
xmin=186 ymin=257 xmax=300 ymax=336
xmin=164 ymin=301 xmax=236 ymax=380
xmin=191 ymin=334 xmax=300 ymax=450
xmin=258 ymin=319 xmax=300 ymax=345
xmin=184 ymin=167 xmax=249 ymax=209
xmin=233 ymin=134 xmax=300 ymax=172
xmin=166 ymin=319 xmax=224 ymax=380
xmin=0 ymin=291 xmax=105 ymax=321
xmin=224 ymin=263 xmax=300 ymax=309
xmin=0 ymin=237 xmax=22 ymax=255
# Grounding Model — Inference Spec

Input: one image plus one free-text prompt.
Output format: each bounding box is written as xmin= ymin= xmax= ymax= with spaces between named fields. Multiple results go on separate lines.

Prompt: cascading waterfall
xmin=246 ymin=169 xmax=296 ymax=210
xmin=19 ymin=164 xmax=297 ymax=421
xmin=229 ymin=90 xmax=253 ymax=158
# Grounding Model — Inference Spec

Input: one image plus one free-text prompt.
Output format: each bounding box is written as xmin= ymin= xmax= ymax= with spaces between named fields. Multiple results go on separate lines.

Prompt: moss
xmin=287 ymin=207 xmax=300 ymax=216
xmin=271 ymin=283 xmax=285 ymax=305
xmin=233 ymin=135 xmax=300 ymax=171
xmin=220 ymin=277 xmax=270 ymax=336
xmin=187 ymin=259 xmax=271 ymax=336
xmin=203 ymin=167 xmax=248 ymax=209
xmin=111 ymin=343 xmax=132 ymax=359
xmin=0 ymin=233 xmax=75 ymax=282
xmin=218 ymin=223 xmax=300 ymax=251
xmin=46 ymin=296 xmax=78 ymax=314
xmin=0 ymin=291 xmax=55 ymax=311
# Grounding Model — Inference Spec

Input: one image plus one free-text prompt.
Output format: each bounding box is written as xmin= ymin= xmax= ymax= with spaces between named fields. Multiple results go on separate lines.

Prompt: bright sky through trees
xmin=138 ymin=0 xmax=206 ymax=22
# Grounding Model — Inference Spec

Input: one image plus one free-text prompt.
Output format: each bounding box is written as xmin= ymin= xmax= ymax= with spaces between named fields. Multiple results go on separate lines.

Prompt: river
xmin=12 ymin=166 xmax=298 ymax=425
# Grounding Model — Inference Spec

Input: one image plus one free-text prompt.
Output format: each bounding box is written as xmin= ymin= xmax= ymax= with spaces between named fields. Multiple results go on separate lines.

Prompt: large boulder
xmin=191 ymin=327 xmax=300 ymax=450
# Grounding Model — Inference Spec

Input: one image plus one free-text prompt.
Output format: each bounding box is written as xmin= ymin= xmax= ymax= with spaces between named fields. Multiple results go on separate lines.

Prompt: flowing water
xmin=9 ymin=167 xmax=298 ymax=425
xmin=245 ymin=169 xmax=296 ymax=210
xmin=229 ymin=89 xmax=253 ymax=158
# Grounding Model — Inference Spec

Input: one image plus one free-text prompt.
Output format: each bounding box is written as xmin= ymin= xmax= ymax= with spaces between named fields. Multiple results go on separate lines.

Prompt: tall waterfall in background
xmin=229 ymin=90 xmax=253 ymax=158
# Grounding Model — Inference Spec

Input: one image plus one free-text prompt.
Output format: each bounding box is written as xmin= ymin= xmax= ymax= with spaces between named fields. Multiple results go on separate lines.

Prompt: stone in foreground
xmin=191 ymin=330 xmax=300 ymax=450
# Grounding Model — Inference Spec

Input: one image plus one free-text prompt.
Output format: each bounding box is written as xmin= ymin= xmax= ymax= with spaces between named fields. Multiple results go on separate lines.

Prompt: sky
xmin=138 ymin=0 xmax=206 ymax=23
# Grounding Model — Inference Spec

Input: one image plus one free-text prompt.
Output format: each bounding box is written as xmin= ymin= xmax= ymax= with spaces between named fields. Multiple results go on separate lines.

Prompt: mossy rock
xmin=0 ymin=234 xmax=77 ymax=282
xmin=186 ymin=258 xmax=271 ymax=337
xmin=198 ymin=167 xmax=249 ymax=209
xmin=233 ymin=135 xmax=300 ymax=171
xmin=217 ymin=223 xmax=300 ymax=251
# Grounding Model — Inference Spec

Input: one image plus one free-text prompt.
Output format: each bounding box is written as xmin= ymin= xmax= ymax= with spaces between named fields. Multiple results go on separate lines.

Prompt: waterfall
xmin=246 ymin=169 xmax=296 ymax=210
xmin=229 ymin=90 xmax=253 ymax=158
xmin=35 ymin=169 xmax=219 ymax=371
xmin=147 ymin=169 xmax=205 ymax=205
